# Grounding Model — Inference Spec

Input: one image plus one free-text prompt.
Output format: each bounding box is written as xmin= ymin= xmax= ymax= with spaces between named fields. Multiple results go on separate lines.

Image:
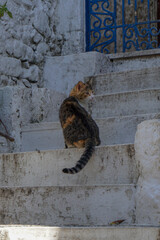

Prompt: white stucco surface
xmin=43 ymin=52 xmax=111 ymax=94
xmin=0 ymin=0 xmax=84 ymax=87
xmin=135 ymin=120 xmax=160 ymax=225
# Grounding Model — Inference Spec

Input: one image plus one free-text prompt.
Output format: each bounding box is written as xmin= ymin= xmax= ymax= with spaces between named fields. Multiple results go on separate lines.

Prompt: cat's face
xmin=69 ymin=81 xmax=93 ymax=101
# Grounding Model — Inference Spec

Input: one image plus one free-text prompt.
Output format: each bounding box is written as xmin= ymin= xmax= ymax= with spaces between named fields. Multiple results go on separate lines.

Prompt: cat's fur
xmin=59 ymin=81 xmax=100 ymax=174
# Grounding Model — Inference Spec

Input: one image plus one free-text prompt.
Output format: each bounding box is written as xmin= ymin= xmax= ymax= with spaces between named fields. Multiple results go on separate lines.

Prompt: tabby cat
xmin=59 ymin=81 xmax=100 ymax=174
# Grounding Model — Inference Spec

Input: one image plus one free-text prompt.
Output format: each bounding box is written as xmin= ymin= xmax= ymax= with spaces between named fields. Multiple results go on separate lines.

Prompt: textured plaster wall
xmin=0 ymin=86 xmax=66 ymax=152
xmin=0 ymin=0 xmax=85 ymax=152
xmin=135 ymin=120 xmax=160 ymax=225
xmin=0 ymin=0 xmax=84 ymax=88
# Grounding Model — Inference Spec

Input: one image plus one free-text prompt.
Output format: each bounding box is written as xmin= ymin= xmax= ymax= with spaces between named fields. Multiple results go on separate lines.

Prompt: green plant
xmin=0 ymin=2 xmax=12 ymax=18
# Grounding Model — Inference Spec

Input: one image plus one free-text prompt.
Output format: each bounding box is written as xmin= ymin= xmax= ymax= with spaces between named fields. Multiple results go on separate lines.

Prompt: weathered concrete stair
xmin=22 ymin=112 xmax=160 ymax=151
xmin=0 ymin=145 xmax=137 ymax=187
xmin=0 ymin=184 xmax=135 ymax=226
xmin=109 ymin=49 xmax=160 ymax=72
xmin=89 ymin=89 xmax=160 ymax=118
xmin=21 ymin=66 xmax=160 ymax=151
xmin=86 ymin=67 xmax=160 ymax=95
xmin=1 ymin=50 xmax=160 ymax=239
xmin=0 ymin=145 xmax=136 ymax=226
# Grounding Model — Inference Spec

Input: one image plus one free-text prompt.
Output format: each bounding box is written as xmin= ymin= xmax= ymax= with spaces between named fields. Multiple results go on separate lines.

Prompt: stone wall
xmin=0 ymin=0 xmax=85 ymax=152
xmin=0 ymin=0 xmax=84 ymax=88
xmin=0 ymin=86 xmax=66 ymax=153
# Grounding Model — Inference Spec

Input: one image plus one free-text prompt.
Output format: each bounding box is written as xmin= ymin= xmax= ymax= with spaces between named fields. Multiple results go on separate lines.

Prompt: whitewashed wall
xmin=0 ymin=0 xmax=85 ymax=88
xmin=135 ymin=120 xmax=160 ymax=225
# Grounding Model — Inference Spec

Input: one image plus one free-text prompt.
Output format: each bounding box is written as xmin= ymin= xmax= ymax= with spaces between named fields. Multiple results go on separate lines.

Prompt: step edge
xmin=0 ymin=184 xmax=136 ymax=190
xmin=0 ymin=224 xmax=159 ymax=229
xmin=22 ymin=112 xmax=160 ymax=131
xmin=0 ymin=143 xmax=135 ymax=156
xmin=93 ymin=87 xmax=160 ymax=98
xmin=85 ymin=66 xmax=160 ymax=80
xmin=108 ymin=49 xmax=160 ymax=60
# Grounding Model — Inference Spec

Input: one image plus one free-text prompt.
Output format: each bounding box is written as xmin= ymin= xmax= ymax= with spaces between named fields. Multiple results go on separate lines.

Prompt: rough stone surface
xmin=43 ymin=50 xmax=160 ymax=95
xmin=5 ymin=39 xmax=34 ymax=62
xmin=21 ymin=119 xmax=118 ymax=151
xmin=0 ymin=0 xmax=84 ymax=87
xmin=0 ymin=57 xmax=22 ymax=77
xmin=0 ymin=86 xmax=66 ymax=153
xmin=55 ymin=0 xmax=85 ymax=55
xmin=135 ymin=120 xmax=160 ymax=225
xmin=1 ymin=0 xmax=160 ymax=88
xmin=109 ymin=49 xmax=160 ymax=72
xmin=43 ymin=52 xmax=111 ymax=94
xmin=21 ymin=113 xmax=160 ymax=152
xmin=0 ymin=185 xmax=135 ymax=226
xmin=0 ymin=145 xmax=137 ymax=187
xmin=88 ymin=89 xmax=160 ymax=119
xmin=86 ymin=67 xmax=160 ymax=95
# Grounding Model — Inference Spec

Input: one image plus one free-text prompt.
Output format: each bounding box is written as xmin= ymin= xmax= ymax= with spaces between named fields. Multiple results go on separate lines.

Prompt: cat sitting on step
xmin=59 ymin=81 xmax=100 ymax=174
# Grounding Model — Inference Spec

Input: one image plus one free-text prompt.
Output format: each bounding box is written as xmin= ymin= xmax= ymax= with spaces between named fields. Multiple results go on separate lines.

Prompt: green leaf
xmin=1 ymin=2 xmax=7 ymax=9
xmin=3 ymin=2 xmax=7 ymax=7
xmin=7 ymin=10 xmax=12 ymax=18
xmin=0 ymin=2 xmax=12 ymax=19
xmin=0 ymin=11 xmax=4 ymax=18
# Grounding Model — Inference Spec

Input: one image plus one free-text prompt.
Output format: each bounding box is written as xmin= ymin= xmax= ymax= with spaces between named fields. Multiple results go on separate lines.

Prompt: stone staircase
xmin=0 ymin=50 xmax=160 ymax=239
xmin=22 ymin=59 xmax=160 ymax=150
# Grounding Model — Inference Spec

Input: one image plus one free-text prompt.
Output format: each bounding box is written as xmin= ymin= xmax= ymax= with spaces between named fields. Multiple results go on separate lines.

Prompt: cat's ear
xmin=77 ymin=81 xmax=84 ymax=90
xmin=86 ymin=78 xmax=93 ymax=88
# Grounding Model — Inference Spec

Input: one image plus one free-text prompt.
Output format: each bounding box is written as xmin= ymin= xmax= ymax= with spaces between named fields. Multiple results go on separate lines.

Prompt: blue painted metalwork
xmin=86 ymin=0 xmax=160 ymax=53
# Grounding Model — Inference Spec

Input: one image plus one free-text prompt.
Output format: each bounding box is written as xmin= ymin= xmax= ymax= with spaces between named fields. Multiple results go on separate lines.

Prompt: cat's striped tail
xmin=62 ymin=138 xmax=95 ymax=174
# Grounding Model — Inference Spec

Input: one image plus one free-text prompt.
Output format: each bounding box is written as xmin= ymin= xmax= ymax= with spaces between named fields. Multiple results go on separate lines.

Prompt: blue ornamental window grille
xmin=86 ymin=0 xmax=160 ymax=54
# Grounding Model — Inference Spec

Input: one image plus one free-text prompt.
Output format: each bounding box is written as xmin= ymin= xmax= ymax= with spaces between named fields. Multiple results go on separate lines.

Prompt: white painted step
xmin=0 ymin=226 xmax=159 ymax=240
xmin=86 ymin=67 xmax=160 ymax=95
xmin=43 ymin=50 xmax=160 ymax=95
xmin=0 ymin=184 xmax=135 ymax=226
xmin=0 ymin=145 xmax=137 ymax=187
xmin=97 ymin=113 xmax=160 ymax=145
xmin=21 ymin=113 xmax=160 ymax=151
xmin=89 ymin=89 xmax=160 ymax=118
xmin=22 ymin=122 xmax=63 ymax=151
xmin=110 ymin=49 xmax=160 ymax=72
